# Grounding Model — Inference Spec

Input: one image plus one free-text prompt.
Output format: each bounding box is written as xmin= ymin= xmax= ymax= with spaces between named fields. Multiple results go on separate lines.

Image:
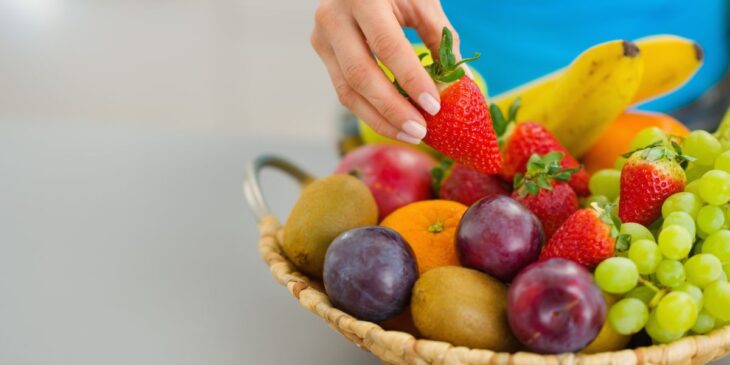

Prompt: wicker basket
xmin=244 ymin=155 xmax=730 ymax=365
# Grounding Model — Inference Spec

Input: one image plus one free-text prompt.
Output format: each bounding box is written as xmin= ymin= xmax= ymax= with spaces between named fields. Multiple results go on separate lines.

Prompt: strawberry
xmin=491 ymin=101 xmax=590 ymax=196
xmin=619 ymin=141 xmax=689 ymax=226
xmin=432 ymin=159 xmax=510 ymax=206
xmin=540 ymin=204 xmax=628 ymax=269
xmin=408 ymin=28 xmax=501 ymax=174
xmin=511 ymin=152 xmax=579 ymax=239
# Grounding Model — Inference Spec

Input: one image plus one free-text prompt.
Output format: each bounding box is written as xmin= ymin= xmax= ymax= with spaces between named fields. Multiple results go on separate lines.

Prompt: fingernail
xmin=396 ymin=132 xmax=421 ymax=145
xmin=418 ymin=93 xmax=441 ymax=116
xmin=402 ymin=120 xmax=427 ymax=140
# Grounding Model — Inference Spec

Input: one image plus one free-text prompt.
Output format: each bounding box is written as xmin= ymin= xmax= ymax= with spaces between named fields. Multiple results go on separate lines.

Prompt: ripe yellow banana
xmin=543 ymin=40 xmax=644 ymax=156
xmin=491 ymin=35 xmax=702 ymax=156
xmin=632 ymin=34 xmax=704 ymax=104
xmin=492 ymin=40 xmax=644 ymax=156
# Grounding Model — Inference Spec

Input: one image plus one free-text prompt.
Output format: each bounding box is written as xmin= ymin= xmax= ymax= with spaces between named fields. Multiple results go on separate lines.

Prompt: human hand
xmin=311 ymin=0 xmax=462 ymax=144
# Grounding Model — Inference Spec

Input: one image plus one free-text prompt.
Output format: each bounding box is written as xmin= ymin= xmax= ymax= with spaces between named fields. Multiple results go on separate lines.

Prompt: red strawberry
xmin=511 ymin=152 xmax=579 ymax=239
xmin=432 ymin=159 xmax=510 ymax=206
xmin=540 ymin=204 xmax=628 ymax=269
xmin=619 ymin=142 xmax=688 ymax=226
xmin=490 ymin=102 xmax=590 ymax=196
xmin=409 ymin=28 xmax=501 ymax=174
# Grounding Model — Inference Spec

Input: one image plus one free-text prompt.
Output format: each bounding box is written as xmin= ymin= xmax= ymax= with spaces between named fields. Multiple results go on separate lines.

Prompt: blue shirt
xmin=406 ymin=0 xmax=728 ymax=112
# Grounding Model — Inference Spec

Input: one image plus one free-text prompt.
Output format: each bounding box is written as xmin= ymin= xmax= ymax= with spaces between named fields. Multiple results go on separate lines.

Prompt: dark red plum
xmin=323 ymin=226 xmax=418 ymax=322
xmin=334 ymin=145 xmax=436 ymax=219
xmin=456 ymin=195 xmax=544 ymax=281
xmin=508 ymin=258 xmax=606 ymax=354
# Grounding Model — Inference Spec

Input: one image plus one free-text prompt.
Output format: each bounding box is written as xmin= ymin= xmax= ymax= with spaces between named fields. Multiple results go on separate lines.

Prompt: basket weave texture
xmin=257 ymin=214 xmax=730 ymax=365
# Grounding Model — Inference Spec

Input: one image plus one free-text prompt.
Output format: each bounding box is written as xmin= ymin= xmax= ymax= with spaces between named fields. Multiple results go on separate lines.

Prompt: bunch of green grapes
xmin=587 ymin=128 xmax=730 ymax=344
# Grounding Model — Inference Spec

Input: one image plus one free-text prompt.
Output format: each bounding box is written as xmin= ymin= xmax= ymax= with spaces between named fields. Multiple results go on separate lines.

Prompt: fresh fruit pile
xmin=279 ymin=28 xmax=727 ymax=354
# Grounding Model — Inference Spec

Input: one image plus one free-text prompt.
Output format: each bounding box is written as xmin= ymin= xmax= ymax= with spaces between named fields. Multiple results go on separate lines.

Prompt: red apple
xmin=335 ymin=145 xmax=437 ymax=220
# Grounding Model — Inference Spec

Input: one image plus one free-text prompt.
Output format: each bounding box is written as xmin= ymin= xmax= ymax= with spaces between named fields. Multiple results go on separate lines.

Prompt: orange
xmin=381 ymin=200 xmax=467 ymax=275
xmin=582 ymin=111 xmax=690 ymax=174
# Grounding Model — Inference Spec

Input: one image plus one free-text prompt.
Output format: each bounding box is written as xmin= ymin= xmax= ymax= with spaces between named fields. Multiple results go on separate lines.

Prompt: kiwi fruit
xmin=282 ymin=174 xmax=377 ymax=277
xmin=411 ymin=266 xmax=519 ymax=351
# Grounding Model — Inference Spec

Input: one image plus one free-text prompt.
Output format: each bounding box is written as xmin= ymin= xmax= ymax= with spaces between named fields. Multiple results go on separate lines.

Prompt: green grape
xmin=724 ymin=263 xmax=730 ymax=279
xmin=692 ymin=309 xmax=716 ymax=334
xmin=657 ymin=259 xmax=686 ymax=288
xmin=630 ymin=127 xmax=668 ymax=150
xmin=646 ymin=310 xmax=685 ymax=343
xmin=655 ymin=291 xmax=698 ymax=333
xmin=628 ymin=239 xmax=663 ymax=274
xmin=699 ymin=170 xmax=730 ymax=206
xmin=594 ymin=257 xmax=639 ymax=294
xmin=704 ymin=280 xmax=730 ymax=321
xmin=621 ymin=222 xmax=655 ymax=242
xmin=626 ymin=285 xmax=657 ymax=305
xmin=715 ymin=317 xmax=730 ymax=329
xmin=697 ymin=205 xmax=726 ymax=234
xmin=675 ymin=282 xmax=703 ymax=310
xmin=615 ymin=156 xmax=627 ymax=171
xmin=686 ymin=163 xmax=713 ymax=183
xmin=662 ymin=192 xmax=703 ymax=218
xmin=685 ymin=180 xmax=703 ymax=198
xmin=702 ymin=230 xmax=730 ymax=263
xmin=608 ymin=298 xmax=649 ymax=335
xmin=715 ymin=150 xmax=730 ymax=174
xmin=658 ymin=225 xmax=693 ymax=260
xmin=662 ymin=211 xmax=696 ymax=239
xmin=683 ymin=130 xmax=722 ymax=167
xmin=582 ymin=195 xmax=609 ymax=209
xmin=685 ymin=254 xmax=724 ymax=288
xmin=589 ymin=169 xmax=621 ymax=201
xmin=698 ymin=228 xmax=711 ymax=240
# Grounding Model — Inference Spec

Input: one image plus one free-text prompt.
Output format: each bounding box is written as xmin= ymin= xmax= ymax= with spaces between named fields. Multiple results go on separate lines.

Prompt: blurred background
xmin=0 ymin=0 xmax=338 ymax=142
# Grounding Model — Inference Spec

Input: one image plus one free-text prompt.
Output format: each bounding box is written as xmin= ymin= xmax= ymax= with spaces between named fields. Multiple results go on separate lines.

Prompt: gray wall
xmin=0 ymin=0 xmax=338 ymax=142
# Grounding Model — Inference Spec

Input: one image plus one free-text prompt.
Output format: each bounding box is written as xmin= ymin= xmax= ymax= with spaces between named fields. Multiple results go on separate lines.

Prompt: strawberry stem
xmin=426 ymin=27 xmax=480 ymax=84
xmin=391 ymin=27 xmax=479 ymax=96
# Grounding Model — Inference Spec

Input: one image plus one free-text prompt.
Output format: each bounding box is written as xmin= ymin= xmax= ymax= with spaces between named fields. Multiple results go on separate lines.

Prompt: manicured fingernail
xmin=396 ymin=132 xmax=421 ymax=145
xmin=418 ymin=93 xmax=441 ymax=116
xmin=402 ymin=120 xmax=427 ymax=140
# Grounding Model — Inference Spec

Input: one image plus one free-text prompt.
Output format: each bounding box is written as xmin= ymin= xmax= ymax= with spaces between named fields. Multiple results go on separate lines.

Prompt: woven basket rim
xmin=257 ymin=214 xmax=730 ymax=365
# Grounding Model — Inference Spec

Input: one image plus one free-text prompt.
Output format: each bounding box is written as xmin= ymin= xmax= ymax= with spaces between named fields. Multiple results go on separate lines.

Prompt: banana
xmin=491 ymin=35 xmax=702 ymax=156
xmin=542 ymin=40 xmax=644 ymax=156
xmin=632 ymin=34 xmax=703 ymax=104
xmin=492 ymin=40 xmax=643 ymax=156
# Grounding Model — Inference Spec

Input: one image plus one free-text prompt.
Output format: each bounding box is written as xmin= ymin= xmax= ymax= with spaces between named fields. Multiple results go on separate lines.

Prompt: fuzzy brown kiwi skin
xmin=282 ymin=174 xmax=378 ymax=278
xmin=411 ymin=266 xmax=520 ymax=351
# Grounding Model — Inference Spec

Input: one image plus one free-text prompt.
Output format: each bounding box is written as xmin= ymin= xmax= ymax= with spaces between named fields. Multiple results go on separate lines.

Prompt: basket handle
xmin=243 ymin=155 xmax=315 ymax=223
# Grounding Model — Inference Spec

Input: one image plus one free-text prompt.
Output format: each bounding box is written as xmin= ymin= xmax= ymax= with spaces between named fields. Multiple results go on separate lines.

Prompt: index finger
xmin=353 ymin=3 xmax=441 ymax=116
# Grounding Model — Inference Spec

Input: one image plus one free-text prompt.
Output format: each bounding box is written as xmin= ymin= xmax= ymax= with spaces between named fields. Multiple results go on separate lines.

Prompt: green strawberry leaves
xmin=390 ymin=27 xmax=479 ymax=97
xmin=621 ymin=139 xmax=695 ymax=169
xmin=490 ymin=98 xmax=521 ymax=138
xmin=591 ymin=202 xmax=631 ymax=253
xmin=513 ymin=151 xmax=578 ymax=197
xmin=426 ymin=27 xmax=480 ymax=84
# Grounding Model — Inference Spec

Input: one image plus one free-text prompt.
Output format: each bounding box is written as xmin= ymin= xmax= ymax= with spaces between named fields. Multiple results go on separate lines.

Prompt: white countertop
xmin=1 ymin=120 xmax=728 ymax=365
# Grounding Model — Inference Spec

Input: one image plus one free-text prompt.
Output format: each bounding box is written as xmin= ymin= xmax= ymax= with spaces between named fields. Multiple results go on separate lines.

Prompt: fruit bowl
xmin=244 ymin=154 xmax=730 ymax=365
